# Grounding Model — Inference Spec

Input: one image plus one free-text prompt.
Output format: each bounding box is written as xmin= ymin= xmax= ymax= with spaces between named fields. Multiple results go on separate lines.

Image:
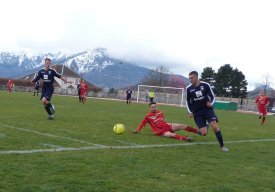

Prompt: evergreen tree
xmin=215 ymin=64 xmax=233 ymax=97
xmin=200 ymin=67 xmax=216 ymax=85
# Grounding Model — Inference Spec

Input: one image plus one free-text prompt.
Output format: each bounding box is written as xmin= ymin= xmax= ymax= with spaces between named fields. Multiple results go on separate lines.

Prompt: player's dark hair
xmin=45 ymin=58 xmax=51 ymax=62
xmin=149 ymin=102 xmax=156 ymax=107
xmin=189 ymin=71 xmax=198 ymax=76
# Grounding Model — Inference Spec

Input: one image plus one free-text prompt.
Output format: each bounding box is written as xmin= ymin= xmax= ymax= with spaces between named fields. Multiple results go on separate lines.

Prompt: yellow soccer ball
xmin=113 ymin=124 xmax=125 ymax=135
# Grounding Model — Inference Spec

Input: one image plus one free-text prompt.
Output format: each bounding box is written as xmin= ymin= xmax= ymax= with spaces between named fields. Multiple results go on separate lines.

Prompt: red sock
xmin=184 ymin=126 xmax=199 ymax=133
xmin=261 ymin=117 xmax=266 ymax=125
xmin=173 ymin=134 xmax=187 ymax=141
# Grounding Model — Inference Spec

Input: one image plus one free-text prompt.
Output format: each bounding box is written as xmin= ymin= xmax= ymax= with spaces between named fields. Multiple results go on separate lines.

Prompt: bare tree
xmin=142 ymin=66 xmax=170 ymax=86
xmin=262 ymin=74 xmax=273 ymax=93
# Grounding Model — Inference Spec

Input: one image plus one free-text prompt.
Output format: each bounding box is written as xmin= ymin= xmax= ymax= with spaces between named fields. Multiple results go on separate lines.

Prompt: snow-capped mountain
xmin=63 ymin=48 xmax=114 ymax=73
xmin=0 ymin=48 xmax=188 ymax=88
xmin=0 ymin=48 xmax=151 ymax=88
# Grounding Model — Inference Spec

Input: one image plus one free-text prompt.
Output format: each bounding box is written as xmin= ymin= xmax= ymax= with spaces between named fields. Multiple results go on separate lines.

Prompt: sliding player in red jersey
xmin=255 ymin=90 xmax=269 ymax=125
xmin=80 ymin=79 xmax=88 ymax=104
xmin=133 ymin=102 xmax=200 ymax=142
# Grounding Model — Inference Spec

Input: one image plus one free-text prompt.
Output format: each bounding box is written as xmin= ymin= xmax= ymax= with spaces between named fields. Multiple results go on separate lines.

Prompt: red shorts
xmin=154 ymin=124 xmax=173 ymax=136
xmin=258 ymin=106 xmax=267 ymax=115
xmin=80 ymin=90 xmax=86 ymax=97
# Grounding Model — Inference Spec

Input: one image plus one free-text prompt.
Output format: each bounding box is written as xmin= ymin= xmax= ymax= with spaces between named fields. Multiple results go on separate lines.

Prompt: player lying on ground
xmin=133 ymin=102 xmax=200 ymax=142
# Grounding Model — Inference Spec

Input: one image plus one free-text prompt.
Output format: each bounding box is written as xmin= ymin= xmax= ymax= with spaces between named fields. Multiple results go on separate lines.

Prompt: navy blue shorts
xmin=126 ymin=95 xmax=131 ymax=100
xmin=194 ymin=109 xmax=218 ymax=128
xmin=41 ymin=89 xmax=54 ymax=101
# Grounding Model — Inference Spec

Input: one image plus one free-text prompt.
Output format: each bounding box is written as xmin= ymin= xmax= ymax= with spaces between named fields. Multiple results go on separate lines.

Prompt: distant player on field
xmin=77 ymin=82 xmax=81 ymax=102
xmin=33 ymin=81 xmax=40 ymax=96
xmin=133 ymin=102 xmax=200 ymax=142
xmin=32 ymin=58 xmax=72 ymax=119
xmin=126 ymin=87 xmax=133 ymax=105
xmin=148 ymin=89 xmax=155 ymax=102
xmin=255 ymin=90 xmax=269 ymax=125
xmin=7 ymin=79 xmax=14 ymax=93
xmin=186 ymin=71 xmax=228 ymax=152
xmin=80 ymin=79 xmax=88 ymax=104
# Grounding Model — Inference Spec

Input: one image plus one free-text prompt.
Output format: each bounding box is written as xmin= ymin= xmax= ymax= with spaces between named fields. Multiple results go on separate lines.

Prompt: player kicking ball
xmin=32 ymin=58 xmax=72 ymax=120
xmin=133 ymin=102 xmax=200 ymax=142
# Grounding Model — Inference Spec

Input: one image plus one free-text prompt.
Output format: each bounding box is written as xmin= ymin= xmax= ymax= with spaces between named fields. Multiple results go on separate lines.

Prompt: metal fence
xmin=0 ymin=85 xmax=263 ymax=113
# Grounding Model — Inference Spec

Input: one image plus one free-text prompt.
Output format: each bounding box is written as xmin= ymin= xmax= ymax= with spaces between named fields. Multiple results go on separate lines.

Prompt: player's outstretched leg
xmin=163 ymin=131 xmax=193 ymax=142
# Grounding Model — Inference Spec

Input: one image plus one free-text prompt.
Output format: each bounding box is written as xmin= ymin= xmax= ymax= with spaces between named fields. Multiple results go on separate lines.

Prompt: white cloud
xmin=0 ymin=0 xmax=275 ymax=88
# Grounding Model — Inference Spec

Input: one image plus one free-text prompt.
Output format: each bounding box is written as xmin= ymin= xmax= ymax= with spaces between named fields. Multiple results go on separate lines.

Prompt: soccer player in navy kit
xmin=126 ymin=88 xmax=133 ymax=105
xmin=32 ymin=58 xmax=72 ymax=119
xmin=186 ymin=71 xmax=228 ymax=152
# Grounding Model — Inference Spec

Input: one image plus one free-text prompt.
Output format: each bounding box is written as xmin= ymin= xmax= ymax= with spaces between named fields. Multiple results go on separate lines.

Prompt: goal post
xmin=137 ymin=85 xmax=185 ymax=107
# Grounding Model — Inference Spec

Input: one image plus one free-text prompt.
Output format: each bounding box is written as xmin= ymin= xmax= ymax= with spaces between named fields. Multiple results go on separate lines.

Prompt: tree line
xmin=142 ymin=64 xmax=248 ymax=98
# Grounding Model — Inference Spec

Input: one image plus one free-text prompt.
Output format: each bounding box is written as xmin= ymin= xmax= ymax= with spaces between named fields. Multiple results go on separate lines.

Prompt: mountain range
xmin=0 ymin=48 xmax=189 ymax=88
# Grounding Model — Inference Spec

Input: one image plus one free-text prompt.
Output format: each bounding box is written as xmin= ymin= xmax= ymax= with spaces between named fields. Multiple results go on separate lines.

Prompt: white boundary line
xmin=1 ymin=138 xmax=275 ymax=155
xmin=1 ymin=124 xmax=107 ymax=148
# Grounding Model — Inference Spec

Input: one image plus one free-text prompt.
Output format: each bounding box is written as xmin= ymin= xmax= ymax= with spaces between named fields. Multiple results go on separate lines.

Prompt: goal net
xmin=136 ymin=85 xmax=185 ymax=107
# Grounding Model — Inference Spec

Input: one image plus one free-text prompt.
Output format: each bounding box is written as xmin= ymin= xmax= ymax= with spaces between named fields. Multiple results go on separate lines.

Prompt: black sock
xmin=215 ymin=130 xmax=224 ymax=147
xmin=47 ymin=103 xmax=53 ymax=108
xmin=45 ymin=106 xmax=52 ymax=115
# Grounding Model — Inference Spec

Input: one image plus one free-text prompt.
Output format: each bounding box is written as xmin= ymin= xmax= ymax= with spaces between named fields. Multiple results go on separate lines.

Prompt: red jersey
xmin=255 ymin=95 xmax=269 ymax=107
xmin=137 ymin=110 xmax=171 ymax=135
xmin=7 ymin=80 xmax=14 ymax=88
xmin=80 ymin=82 xmax=88 ymax=96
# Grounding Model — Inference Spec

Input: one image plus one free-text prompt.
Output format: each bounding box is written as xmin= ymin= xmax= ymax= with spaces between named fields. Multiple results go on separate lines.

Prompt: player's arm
xmin=32 ymin=71 xmax=41 ymax=83
xmin=266 ymin=98 xmax=270 ymax=107
xmin=133 ymin=117 xmax=148 ymax=133
xmin=53 ymin=69 xmax=72 ymax=84
xmin=205 ymin=83 xmax=215 ymax=107
xmin=185 ymin=88 xmax=193 ymax=118
xmin=60 ymin=76 xmax=72 ymax=84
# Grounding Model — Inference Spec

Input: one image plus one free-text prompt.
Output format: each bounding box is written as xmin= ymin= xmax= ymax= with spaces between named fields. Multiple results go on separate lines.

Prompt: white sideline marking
xmin=58 ymin=128 xmax=73 ymax=133
xmin=112 ymin=140 xmax=140 ymax=145
xmin=1 ymin=124 xmax=107 ymax=148
xmin=1 ymin=138 xmax=275 ymax=155
xmin=39 ymin=143 xmax=64 ymax=148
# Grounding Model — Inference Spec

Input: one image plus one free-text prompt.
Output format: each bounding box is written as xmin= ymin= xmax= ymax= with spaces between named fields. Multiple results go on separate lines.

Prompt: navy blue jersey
xmin=34 ymin=81 xmax=40 ymax=90
xmin=126 ymin=89 xmax=132 ymax=97
xmin=186 ymin=81 xmax=215 ymax=115
xmin=32 ymin=68 xmax=61 ymax=90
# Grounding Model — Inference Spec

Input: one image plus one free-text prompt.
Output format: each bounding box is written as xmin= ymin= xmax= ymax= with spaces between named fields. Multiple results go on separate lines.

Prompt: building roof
xmin=51 ymin=65 xmax=80 ymax=78
xmin=16 ymin=64 xmax=101 ymax=91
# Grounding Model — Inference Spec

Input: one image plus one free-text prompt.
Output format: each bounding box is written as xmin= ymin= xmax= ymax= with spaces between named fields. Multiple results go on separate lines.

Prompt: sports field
xmin=0 ymin=90 xmax=275 ymax=192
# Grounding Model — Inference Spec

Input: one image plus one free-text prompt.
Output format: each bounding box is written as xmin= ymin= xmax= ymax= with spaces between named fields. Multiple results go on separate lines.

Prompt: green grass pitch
xmin=0 ymin=90 xmax=275 ymax=192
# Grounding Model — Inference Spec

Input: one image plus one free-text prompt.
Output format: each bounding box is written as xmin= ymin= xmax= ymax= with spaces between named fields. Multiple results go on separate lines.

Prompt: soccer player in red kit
xmin=133 ymin=102 xmax=200 ymax=142
xmin=7 ymin=79 xmax=14 ymax=93
xmin=255 ymin=90 xmax=269 ymax=125
xmin=80 ymin=79 xmax=88 ymax=104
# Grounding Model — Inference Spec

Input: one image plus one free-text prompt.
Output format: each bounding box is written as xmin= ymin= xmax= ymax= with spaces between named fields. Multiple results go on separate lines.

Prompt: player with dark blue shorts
xmin=32 ymin=58 xmax=71 ymax=119
xmin=33 ymin=81 xmax=40 ymax=96
xmin=126 ymin=88 xmax=133 ymax=105
xmin=186 ymin=71 xmax=228 ymax=152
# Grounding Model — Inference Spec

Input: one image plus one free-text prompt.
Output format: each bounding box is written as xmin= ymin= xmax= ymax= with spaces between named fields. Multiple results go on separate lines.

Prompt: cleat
xmin=48 ymin=115 xmax=54 ymax=120
xmin=221 ymin=146 xmax=229 ymax=152
xmin=186 ymin=137 xmax=193 ymax=142
xmin=50 ymin=105 xmax=55 ymax=114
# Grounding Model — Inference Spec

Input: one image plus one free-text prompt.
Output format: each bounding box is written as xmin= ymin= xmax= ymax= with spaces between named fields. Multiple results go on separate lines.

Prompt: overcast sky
xmin=1 ymin=0 xmax=274 ymax=89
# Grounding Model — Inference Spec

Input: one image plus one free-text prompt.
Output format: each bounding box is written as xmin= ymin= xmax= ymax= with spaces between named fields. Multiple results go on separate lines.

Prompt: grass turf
xmin=0 ymin=90 xmax=275 ymax=192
